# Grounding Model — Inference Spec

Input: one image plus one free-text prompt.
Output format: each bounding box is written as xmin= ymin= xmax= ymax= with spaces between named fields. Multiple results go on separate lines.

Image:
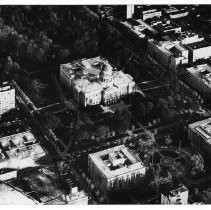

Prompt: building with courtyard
xmin=88 ymin=145 xmax=146 ymax=192
xmin=60 ymin=57 xmax=135 ymax=107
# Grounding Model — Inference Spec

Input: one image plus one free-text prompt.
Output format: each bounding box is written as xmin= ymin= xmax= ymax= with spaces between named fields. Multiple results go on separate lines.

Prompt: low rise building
xmin=161 ymin=185 xmax=188 ymax=204
xmin=60 ymin=57 xmax=135 ymax=107
xmin=188 ymin=118 xmax=211 ymax=158
xmin=0 ymin=82 xmax=15 ymax=115
xmin=147 ymin=39 xmax=188 ymax=70
xmin=163 ymin=6 xmax=189 ymax=19
xmin=182 ymin=64 xmax=211 ymax=98
xmin=147 ymin=17 xmax=181 ymax=35
xmin=185 ymin=40 xmax=211 ymax=63
xmin=88 ymin=145 xmax=146 ymax=192
xmin=164 ymin=31 xmax=204 ymax=45
xmin=0 ymin=120 xmax=46 ymax=181
xmin=121 ymin=19 xmax=146 ymax=38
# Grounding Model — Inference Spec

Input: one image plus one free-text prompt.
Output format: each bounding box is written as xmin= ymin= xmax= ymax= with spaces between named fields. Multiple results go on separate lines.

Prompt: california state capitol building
xmin=60 ymin=56 xmax=136 ymax=107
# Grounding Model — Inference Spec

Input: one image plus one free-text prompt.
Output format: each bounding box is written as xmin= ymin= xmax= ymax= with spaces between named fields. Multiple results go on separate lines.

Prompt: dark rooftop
xmin=186 ymin=40 xmax=211 ymax=49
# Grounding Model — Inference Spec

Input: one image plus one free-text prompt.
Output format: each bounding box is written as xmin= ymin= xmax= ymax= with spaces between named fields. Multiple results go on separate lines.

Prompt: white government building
xmin=88 ymin=145 xmax=146 ymax=192
xmin=60 ymin=57 xmax=135 ymax=107
xmin=0 ymin=82 xmax=15 ymax=115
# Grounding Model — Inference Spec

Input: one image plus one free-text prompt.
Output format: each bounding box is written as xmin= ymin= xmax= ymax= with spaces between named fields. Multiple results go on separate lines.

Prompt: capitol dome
xmin=100 ymin=64 xmax=113 ymax=78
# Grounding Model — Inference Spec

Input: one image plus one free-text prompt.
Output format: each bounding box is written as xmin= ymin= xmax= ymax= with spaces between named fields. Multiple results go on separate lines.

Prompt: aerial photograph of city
xmin=1 ymin=3 xmax=211 ymax=205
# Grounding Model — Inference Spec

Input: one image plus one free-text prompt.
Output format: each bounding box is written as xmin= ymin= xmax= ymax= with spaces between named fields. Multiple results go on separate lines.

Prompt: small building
xmin=185 ymin=40 xmax=211 ymax=63
xmin=60 ymin=57 xmax=135 ymax=107
xmin=88 ymin=145 xmax=146 ymax=192
xmin=0 ymin=82 xmax=15 ymax=115
xmin=188 ymin=118 xmax=211 ymax=158
xmin=161 ymin=185 xmax=188 ymax=204
xmin=183 ymin=63 xmax=211 ymax=98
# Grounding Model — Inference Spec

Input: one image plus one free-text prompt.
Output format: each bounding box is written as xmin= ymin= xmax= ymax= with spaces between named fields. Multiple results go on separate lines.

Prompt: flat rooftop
xmin=186 ymin=64 xmax=211 ymax=88
xmin=162 ymin=185 xmax=188 ymax=197
xmin=0 ymin=82 xmax=13 ymax=91
xmin=186 ymin=40 xmax=211 ymax=49
xmin=0 ymin=130 xmax=46 ymax=170
xmin=121 ymin=20 xmax=146 ymax=37
xmin=189 ymin=117 xmax=211 ymax=142
xmin=89 ymin=145 xmax=145 ymax=180
xmin=153 ymin=21 xmax=181 ymax=32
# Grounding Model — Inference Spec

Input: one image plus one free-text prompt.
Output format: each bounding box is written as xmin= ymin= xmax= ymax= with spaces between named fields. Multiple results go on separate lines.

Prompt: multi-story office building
xmin=163 ymin=6 xmax=189 ymax=19
xmin=164 ymin=31 xmax=204 ymax=45
xmin=161 ymin=185 xmax=188 ymax=204
xmin=0 ymin=82 xmax=15 ymax=115
xmin=188 ymin=118 xmax=211 ymax=158
xmin=88 ymin=145 xmax=146 ymax=192
xmin=147 ymin=17 xmax=181 ymax=35
xmin=60 ymin=57 xmax=135 ymax=107
xmin=185 ymin=40 xmax=211 ymax=63
xmin=182 ymin=64 xmax=211 ymax=98
xmin=147 ymin=39 xmax=188 ymax=71
xmin=142 ymin=9 xmax=162 ymax=20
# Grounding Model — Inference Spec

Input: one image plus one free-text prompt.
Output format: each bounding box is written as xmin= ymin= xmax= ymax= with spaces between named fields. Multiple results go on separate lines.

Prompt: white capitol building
xmin=60 ymin=57 xmax=135 ymax=107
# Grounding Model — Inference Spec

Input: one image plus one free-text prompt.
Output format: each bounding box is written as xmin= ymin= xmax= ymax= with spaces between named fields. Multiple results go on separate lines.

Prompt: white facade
xmin=0 ymin=130 xmax=46 ymax=171
xmin=60 ymin=57 xmax=135 ymax=107
xmin=184 ymin=64 xmax=211 ymax=97
xmin=127 ymin=5 xmax=134 ymax=19
xmin=0 ymin=82 xmax=15 ymax=115
xmin=188 ymin=118 xmax=211 ymax=157
xmin=185 ymin=40 xmax=211 ymax=63
xmin=142 ymin=9 xmax=162 ymax=20
xmin=88 ymin=145 xmax=146 ymax=192
xmin=147 ymin=39 xmax=188 ymax=70
xmin=161 ymin=185 xmax=188 ymax=204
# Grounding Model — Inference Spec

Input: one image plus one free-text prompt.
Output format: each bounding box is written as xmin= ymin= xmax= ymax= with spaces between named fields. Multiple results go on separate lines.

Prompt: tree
xmin=96 ymin=125 xmax=110 ymax=139
xmin=147 ymin=101 xmax=154 ymax=112
xmin=40 ymin=112 xmax=61 ymax=130
xmin=167 ymin=96 xmax=174 ymax=107
xmin=157 ymin=98 xmax=168 ymax=109
xmin=139 ymin=103 xmax=146 ymax=117
xmin=116 ymin=119 xmax=130 ymax=134
xmin=75 ymin=129 xmax=90 ymax=142
xmin=190 ymin=153 xmax=205 ymax=177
